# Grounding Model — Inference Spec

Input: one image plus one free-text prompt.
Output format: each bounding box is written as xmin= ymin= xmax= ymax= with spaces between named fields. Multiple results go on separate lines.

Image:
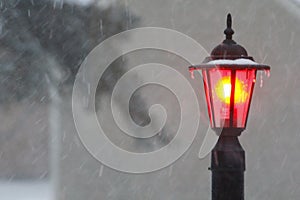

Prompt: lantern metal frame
xmin=190 ymin=62 xmax=270 ymax=136
xmin=189 ymin=14 xmax=270 ymax=200
xmin=189 ymin=14 xmax=270 ymax=134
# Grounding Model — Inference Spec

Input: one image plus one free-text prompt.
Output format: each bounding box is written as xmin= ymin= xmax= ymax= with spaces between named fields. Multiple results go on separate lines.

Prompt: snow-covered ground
xmin=0 ymin=181 xmax=52 ymax=200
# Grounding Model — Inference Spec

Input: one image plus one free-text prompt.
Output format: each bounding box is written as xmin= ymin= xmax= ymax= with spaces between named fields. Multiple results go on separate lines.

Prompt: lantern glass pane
xmin=203 ymin=69 xmax=232 ymax=128
xmin=233 ymin=69 xmax=256 ymax=127
xmin=202 ymin=68 xmax=256 ymax=129
xmin=202 ymin=70 xmax=213 ymax=126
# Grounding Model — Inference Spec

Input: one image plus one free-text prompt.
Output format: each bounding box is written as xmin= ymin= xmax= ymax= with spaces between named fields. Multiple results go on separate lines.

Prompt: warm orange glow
xmin=215 ymin=76 xmax=248 ymax=104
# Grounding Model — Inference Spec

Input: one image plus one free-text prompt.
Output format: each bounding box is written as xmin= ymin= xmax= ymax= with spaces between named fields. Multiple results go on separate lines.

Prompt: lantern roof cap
xmin=209 ymin=13 xmax=249 ymax=60
xmin=188 ymin=13 xmax=270 ymax=71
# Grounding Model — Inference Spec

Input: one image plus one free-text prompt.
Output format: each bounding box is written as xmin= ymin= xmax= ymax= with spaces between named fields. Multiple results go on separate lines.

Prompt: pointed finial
xmin=224 ymin=13 xmax=234 ymax=40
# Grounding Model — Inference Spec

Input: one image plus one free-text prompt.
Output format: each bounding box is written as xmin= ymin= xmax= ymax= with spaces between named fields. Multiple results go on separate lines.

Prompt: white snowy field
xmin=0 ymin=181 xmax=52 ymax=200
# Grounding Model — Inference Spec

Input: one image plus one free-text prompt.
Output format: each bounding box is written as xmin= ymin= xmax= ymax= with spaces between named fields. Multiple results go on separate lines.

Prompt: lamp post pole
xmin=211 ymin=131 xmax=245 ymax=200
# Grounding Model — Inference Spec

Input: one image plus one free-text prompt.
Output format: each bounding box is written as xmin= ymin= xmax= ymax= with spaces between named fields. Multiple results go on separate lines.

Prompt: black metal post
xmin=210 ymin=130 xmax=245 ymax=200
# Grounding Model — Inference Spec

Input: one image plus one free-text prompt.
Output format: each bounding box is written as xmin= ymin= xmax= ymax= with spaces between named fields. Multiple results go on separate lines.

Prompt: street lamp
xmin=189 ymin=14 xmax=270 ymax=200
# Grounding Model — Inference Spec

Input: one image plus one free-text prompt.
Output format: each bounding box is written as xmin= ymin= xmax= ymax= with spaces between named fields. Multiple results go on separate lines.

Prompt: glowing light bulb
xmin=223 ymin=83 xmax=231 ymax=98
xmin=215 ymin=76 xmax=247 ymax=104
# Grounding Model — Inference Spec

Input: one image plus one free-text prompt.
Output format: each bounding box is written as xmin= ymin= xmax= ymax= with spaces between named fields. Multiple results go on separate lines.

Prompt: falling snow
xmin=0 ymin=0 xmax=299 ymax=200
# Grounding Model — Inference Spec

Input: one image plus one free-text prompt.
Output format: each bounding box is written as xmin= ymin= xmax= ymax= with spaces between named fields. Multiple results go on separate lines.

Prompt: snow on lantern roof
xmin=207 ymin=58 xmax=258 ymax=65
xmin=189 ymin=58 xmax=270 ymax=71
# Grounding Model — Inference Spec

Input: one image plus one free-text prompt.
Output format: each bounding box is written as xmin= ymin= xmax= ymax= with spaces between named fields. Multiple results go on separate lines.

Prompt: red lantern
xmin=189 ymin=14 xmax=270 ymax=134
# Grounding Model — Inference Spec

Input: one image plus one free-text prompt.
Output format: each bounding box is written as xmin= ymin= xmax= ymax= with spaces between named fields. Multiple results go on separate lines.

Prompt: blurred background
xmin=0 ymin=0 xmax=299 ymax=199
